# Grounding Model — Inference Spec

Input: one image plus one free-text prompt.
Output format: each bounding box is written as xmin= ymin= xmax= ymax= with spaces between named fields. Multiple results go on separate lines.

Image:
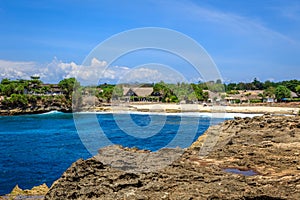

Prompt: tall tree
xmin=295 ymin=85 xmax=300 ymax=97
xmin=275 ymin=85 xmax=291 ymax=101
xmin=58 ymin=78 xmax=80 ymax=99
xmin=264 ymin=86 xmax=276 ymax=98
xmin=280 ymin=79 xmax=300 ymax=93
xmin=252 ymin=78 xmax=263 ymax=90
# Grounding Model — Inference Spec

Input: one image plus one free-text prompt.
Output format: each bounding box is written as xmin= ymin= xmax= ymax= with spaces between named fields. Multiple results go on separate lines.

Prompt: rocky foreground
xmin=4 ymin=115 xmax=299 ymax=199
xmin=42 ymin=114 xmax=300 ymax=200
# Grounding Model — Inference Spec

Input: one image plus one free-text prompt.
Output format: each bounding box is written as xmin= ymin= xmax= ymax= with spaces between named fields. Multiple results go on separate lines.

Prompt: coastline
xmin=0 ymin=103 xmax=299 ymax=116
xmin=0 ymin=107 xmax=72 ymax=116
xmin=2 ymin=114 xmax=300 ymax=199
xmin=43 ymin=114 xmax=300 ymax=199
xmin=86 ymin=103 xmax=300 ymax=115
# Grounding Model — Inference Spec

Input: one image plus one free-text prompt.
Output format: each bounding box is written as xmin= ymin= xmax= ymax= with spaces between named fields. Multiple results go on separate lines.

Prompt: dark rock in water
xmin=45 ymin=115 xmax=300 ymax=200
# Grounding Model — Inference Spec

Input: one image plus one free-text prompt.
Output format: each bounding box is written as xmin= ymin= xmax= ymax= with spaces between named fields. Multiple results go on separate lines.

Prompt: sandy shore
xmin=90 ymin=103 xmax=300 ymax=115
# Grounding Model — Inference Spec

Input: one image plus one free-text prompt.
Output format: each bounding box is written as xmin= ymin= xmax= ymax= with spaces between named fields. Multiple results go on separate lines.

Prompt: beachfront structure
xmin=23 ymin=84 xmax=64 ymax=96
xmin=291 ymin=91 xmax=298 ymax=98
xmin=225 ymin=90 xmax=264 ymax=104
xmin=123 ymin=87 xmax=155 ymax=102
xmin=40 ymin=84 xmax=64 ymax=95
xmin=203 ymin=90 xmax=226 ymax=104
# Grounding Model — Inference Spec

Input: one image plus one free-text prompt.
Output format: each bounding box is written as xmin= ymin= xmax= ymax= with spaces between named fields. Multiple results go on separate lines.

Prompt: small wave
xmin=39 ymin=110 xmax=64 ymax=115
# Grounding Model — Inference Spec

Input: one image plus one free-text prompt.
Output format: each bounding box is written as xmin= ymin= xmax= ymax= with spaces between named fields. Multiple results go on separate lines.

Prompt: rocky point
xmin=40 ymin=115 xmax=300 ymax=199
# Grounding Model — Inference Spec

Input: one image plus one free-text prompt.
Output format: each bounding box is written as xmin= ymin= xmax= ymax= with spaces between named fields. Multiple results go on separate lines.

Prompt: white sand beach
xmin=91 ymin=103 xmax=300 ymax=115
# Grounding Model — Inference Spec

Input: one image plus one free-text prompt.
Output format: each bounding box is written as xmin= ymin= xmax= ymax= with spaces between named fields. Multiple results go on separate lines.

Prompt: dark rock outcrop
xmin=45 ymin=115 xmax=300 ymax=200
xmin=0 ymin=97 xmax=72 ymax=115
xmin=0 ymin=105 xmax=71 ymax=116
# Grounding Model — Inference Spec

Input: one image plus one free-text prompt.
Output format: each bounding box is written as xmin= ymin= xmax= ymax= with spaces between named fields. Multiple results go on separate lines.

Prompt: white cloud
xmin=0 ymin=58 xmax=116 ymax=84
xmin=0 ymin=58 xmax=186 ymax=85
xmin=90 ymin=58 xmax=107 ymax=68
xmin=0 ymin=60 xmax=39 ymax=80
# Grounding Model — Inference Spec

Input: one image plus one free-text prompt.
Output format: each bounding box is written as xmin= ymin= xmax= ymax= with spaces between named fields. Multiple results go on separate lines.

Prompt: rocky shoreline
xmin=0 ymin=106 xmax=72 ymax=116
xmin=0 ymin=102 xmax=299 ymax=116
xmin=0 ymin=184 xmax=49 ymax=200
xmin=3 ymin=115 xmax=300 ymax=199
xmin=43 ymin=115 xmax=300 ymax=199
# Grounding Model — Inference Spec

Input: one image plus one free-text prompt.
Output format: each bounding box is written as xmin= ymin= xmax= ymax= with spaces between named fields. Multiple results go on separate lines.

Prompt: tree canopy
xmin=295 ymin=85 xmax=300 ymax=97
xmin=275 ymin=85 xmax=291 ymax=101
xmin=58 ymin=78 xmax=80 ymax=99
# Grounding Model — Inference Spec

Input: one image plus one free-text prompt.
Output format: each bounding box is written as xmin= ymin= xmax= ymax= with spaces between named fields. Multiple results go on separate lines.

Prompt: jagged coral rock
xmin=45 ymin=115 xmax=300 ymax=199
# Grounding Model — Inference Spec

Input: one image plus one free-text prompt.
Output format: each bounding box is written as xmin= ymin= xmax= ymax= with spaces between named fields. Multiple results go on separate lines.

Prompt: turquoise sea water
xmin=0 ymin=111 xmax=226 ymax=195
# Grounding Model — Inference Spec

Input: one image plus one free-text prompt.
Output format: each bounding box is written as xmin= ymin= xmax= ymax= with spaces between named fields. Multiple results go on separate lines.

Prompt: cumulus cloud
xmin=0 ymin=60 xmax=39 ymax=80
xmin=0 ymin=58 xmax=185 ymax=85
xmin=0 ymin=58 xmax=117 ymax=84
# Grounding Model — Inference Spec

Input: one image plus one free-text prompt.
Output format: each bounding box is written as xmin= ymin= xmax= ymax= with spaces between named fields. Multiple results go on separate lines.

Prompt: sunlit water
xmin=0 ymin=111 xmax=228 ymax=195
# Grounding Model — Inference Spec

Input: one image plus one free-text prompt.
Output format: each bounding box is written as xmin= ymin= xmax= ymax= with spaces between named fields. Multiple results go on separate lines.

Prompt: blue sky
xmin=0 ymin=0 xmax=300 ymax=83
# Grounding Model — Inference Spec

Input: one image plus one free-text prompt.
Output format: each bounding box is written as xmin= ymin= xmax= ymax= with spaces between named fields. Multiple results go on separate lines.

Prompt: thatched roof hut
xmin=123 ymin=87 xmax=154 ymax=97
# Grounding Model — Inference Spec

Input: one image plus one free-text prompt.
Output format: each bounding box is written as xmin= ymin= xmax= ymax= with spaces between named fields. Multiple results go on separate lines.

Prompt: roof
xmin=203 ymin=90 xmax=226 ymax=100
xmin=123 ymin=87 xmax=154 ymax=97
xmin=225 ymin=90 xmax=264 ymax=101
xmin=40 ymin=84 xmax=60 ymax=88
xmin=225 ymin=96 xmax=240 ymax=100
xmin=291 ymin=91 xmax=298 ymax=98
xmin=237 ymin=90 xmax=264 ymax=95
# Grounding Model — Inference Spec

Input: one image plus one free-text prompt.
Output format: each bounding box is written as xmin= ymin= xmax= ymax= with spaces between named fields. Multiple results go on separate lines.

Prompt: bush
xmin=235 ymin=99 xmax=241 ymax=104
xmin=275 ymin=85 xmax=291 ymax=101
xmin=1 ymin=94 xmax=29 ymax=109
xmin=227 ymin=90 xmax=240 ymax=95
xmin=250 ymin=99 xmax=262 ymax=103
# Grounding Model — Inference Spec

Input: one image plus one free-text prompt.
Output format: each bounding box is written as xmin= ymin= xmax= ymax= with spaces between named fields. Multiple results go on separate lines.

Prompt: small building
xmin=291 ymin=91 xmax=298 ymax=98
xmin=123 ymin=87 xmax=154 ymax=102
xmin=203 ymin=90 xmax=226 ymax=104
xmin=225 ymin=90 xmax=264 ymax=104
xmin=265 ymin=97 xmax=275 ymax=103
xmin=40 ymin=84 xmax=64 ymax=95
xmin=225 ymin=96 xmax=240 ymax=104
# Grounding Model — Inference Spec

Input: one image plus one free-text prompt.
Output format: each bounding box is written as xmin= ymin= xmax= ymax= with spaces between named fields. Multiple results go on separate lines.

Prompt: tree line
xmin=0 ymin=76 xmax=78 ymax=109
xmin=224 ymin=78 xmax=300 ymax=102
xmin=97 ymin=78 xmax=300 ymax=103
xmin=0 ymin=77 xmax=300 ymax=108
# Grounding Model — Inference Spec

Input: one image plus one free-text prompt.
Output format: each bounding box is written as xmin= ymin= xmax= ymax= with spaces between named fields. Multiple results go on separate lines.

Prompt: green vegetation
xmin=227 ymin=90 xmax=240 ymax=95
xmin=250 ymin=99 xmax=263 ymax=103
xmin=58 ymin=78 xmax=80 ymax=99
xmin=263 ymin=86 xmax=276 ymax=98
xmin=0 ymin=77 xmax=80 ymax=110
xmin=2 ymin=94 xmax=28 ymax=109
xmin=224 ymin=78 xmax=300 ymax=93
xmin=93 ymin=78 xmax=300 ymax=104
xmin=275 ymin=85 xmax=291 ymax=101
xmin=0 ymin=77 xmax=299 ymax=110
xmin=97 ymin=84 xmax=123 ymax=103
xmin=152 ymin=81 xmax=209 ymax=103
xmin=296 ymin=85 xmax=300 ymax=97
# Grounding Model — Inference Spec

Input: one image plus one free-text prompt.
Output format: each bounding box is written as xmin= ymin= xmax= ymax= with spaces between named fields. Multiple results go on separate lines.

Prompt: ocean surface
xmin=0 ymin=111 xmax=230 ymax=195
